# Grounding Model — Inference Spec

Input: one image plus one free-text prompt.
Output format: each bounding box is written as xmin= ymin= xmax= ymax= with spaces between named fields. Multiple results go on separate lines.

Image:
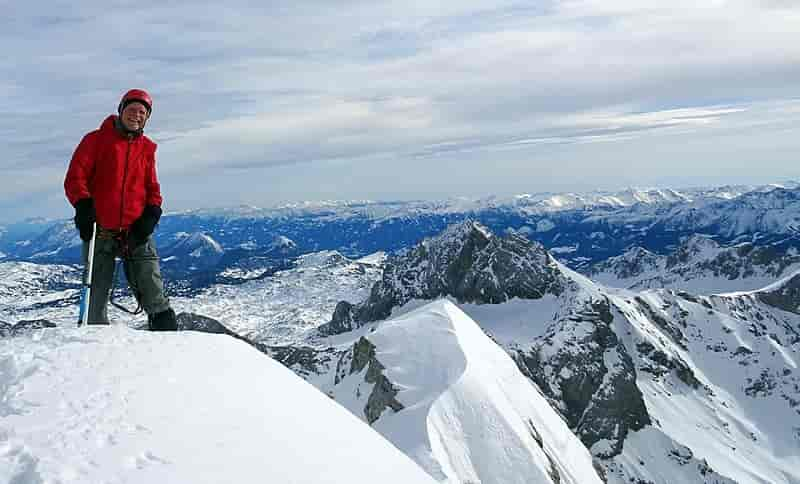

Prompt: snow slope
xmin=0 ymin=326 xmax=437 ymax=484
xmin=602 ymin=287 xmax=800 ymax=484
xmin=327 ymin=300 xmax=604 ymax=484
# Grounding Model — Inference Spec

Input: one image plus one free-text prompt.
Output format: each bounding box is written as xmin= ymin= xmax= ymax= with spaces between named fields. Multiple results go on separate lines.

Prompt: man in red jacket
xmin=64 ymin=89 xmax=177 ymax=330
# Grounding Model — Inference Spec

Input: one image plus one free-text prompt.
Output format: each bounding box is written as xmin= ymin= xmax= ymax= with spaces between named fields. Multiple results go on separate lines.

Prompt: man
xmin=64 ymin=89 xmax=177 ymax=330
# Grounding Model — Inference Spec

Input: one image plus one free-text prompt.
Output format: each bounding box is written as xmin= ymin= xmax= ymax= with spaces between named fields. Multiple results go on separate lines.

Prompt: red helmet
xmin=118 ymin=89 xmax=153 ymax=115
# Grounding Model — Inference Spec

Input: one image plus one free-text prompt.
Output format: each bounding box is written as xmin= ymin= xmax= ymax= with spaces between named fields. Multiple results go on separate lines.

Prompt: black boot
xmin=149 ymin=308 xmax=178 ymax=331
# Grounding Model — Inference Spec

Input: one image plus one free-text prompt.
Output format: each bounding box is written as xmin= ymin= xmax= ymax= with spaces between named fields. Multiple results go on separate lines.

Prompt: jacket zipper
xmin=119 ymin=139 xmax=132 ymax=229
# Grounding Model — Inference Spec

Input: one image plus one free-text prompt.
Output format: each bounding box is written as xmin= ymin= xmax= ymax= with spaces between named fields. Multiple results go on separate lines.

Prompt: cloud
xmin=1 ymin=0 xmax=799 ymax=222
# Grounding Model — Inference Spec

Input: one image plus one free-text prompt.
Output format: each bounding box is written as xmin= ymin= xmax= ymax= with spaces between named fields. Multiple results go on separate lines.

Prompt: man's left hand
xmin=129 ymin=205 xmax=162 ymax=248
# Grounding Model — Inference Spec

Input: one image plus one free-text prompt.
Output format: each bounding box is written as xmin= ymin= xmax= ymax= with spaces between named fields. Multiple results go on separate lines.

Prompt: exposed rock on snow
xmin=0 ymin=318 xmax=57 ymax=338
xmin=515 ymin=297 xmax=651 ymax=458
xmin=756 ymin=270 xmax=800 ymax=314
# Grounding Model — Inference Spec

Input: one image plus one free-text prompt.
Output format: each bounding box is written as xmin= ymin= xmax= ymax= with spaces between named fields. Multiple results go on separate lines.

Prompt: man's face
xmin=120 ymin=102 xmax=149 ymax=132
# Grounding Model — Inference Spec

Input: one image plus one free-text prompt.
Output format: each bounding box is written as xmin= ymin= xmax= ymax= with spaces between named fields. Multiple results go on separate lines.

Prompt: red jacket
xmin=64 ymin=115 xmax=162 ymax=230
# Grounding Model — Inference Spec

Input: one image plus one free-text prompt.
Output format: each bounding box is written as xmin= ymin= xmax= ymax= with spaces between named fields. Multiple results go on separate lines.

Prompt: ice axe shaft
xmin=78 ymin=222 xmax=97 ymax=326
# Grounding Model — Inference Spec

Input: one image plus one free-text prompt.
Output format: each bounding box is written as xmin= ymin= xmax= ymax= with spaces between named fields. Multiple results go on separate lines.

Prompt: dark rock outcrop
xmin=634 ymin=296 xmax=689 ymax=350
xmin=320 ymin=220 xmax=567 ymax=335
xmin=757 ymin=272 xmax=800 ymax=314
xmin=176 ymin=312 xmax=238 ymax=334
xmin=515 ymin=298 xmax=651 ymax=458
xmin=323 ymin=301 xmax=359 ymax=336
xmin=0 ymin=319 xmax=57 ymax=338
xmin=269 ymin=344 xmax=340 ymax=380
xmin=335 ymin=336 xmax=405 ymax=424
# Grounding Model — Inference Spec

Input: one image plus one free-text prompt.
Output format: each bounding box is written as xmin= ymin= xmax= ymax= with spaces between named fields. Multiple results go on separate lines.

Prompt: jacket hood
xmin=98 ymin=114 xmax=114 ymax=130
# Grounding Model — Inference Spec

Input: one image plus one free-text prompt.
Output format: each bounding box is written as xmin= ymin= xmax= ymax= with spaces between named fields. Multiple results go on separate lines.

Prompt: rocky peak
xmin=437 ymin=218 xmax=493 ymax=242
xmin=625 ymin=246 xmax=655 ymax=259
xmin=319 ymin=221 xmax=566 ymax=335
xmin=412 ymin=219 xmax=494 ymax=274
xmin=589 ymin=246 xmax=663 ymax=281
xmin=178 ymin=232 xmax=224 ymax=255
xmin=667 ymin=234 xmax=720 ymax=267
xmin=738 ymin=185 xmax=800 ymax=207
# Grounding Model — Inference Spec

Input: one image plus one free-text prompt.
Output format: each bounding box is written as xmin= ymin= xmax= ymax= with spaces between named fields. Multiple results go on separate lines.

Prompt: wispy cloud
xmin=1 ymin=0 xmax=799 ymax=221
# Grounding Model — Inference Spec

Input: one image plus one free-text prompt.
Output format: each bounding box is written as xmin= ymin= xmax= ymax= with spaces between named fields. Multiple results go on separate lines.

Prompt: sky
xmin=1 ymin=0 xmax=799 ymax=223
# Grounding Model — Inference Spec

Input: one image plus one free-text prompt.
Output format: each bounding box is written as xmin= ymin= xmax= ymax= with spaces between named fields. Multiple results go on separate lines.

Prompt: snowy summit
xmin=0 ymin=326 xmax=437 ymax=483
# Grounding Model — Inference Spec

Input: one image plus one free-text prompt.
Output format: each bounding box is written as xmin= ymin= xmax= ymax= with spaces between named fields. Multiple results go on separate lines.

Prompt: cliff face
xmin=321 ymin=220 xmax=566 ymax=335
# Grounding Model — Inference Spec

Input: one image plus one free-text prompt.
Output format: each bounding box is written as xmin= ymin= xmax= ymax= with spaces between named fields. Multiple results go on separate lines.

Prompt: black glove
xmin=129 ymin=204 xmax=162 ymax=248
xmin=73 ymin=198 xmax=96 ymax=242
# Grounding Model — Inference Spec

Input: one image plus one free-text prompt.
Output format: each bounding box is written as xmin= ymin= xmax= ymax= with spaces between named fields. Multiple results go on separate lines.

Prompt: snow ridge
xmin=328 ymin=300 xmax=604 ymax=484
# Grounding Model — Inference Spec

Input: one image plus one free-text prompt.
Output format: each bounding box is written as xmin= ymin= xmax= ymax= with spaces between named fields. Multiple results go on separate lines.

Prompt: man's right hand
xmin=74 ymin=198 xmax=96 ymax=242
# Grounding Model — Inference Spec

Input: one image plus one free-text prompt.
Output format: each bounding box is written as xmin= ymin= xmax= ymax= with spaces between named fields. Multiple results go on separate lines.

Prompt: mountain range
xmin=307 ymin=220 xmax=799 ymax=483
xmin=3 ymin=182 xmax=799 ymax=278
xmin=2 ymin=182 xmax=800 ymax=483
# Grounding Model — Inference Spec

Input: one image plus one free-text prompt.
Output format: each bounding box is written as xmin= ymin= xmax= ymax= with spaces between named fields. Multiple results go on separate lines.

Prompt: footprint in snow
xmin=124 ymin=450 xmax=170 ymax=470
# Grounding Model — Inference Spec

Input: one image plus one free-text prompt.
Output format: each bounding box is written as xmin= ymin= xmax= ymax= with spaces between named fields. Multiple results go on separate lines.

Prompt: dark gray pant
xmin=82 ymin=236 xmax=171 ymax=324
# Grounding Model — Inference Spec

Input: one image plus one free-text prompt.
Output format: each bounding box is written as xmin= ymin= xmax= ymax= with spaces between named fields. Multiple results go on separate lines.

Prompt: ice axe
xmin=77 ymin=222 xmax=97 ymax=326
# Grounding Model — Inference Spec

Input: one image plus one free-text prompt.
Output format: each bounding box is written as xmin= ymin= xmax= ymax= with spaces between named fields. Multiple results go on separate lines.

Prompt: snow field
xmin=0 ymin=325 xmax=437 ymax=484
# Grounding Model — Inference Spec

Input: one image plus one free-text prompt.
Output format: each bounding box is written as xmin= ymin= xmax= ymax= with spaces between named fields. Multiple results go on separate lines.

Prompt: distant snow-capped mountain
xmin=5 ymin=181 xmax=798 ymax=272
xmin=509 ymin=187 xmax=692 ymax=214
xmin=160 ymin=231 xmax=225 ymax=275
xmin=16 ymin=220 xmax=81 ymax=260
xmin=171 ymin=182 xmax=784 ymax=220
xmin=588 ymin=234 xmax=800 ymax=293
